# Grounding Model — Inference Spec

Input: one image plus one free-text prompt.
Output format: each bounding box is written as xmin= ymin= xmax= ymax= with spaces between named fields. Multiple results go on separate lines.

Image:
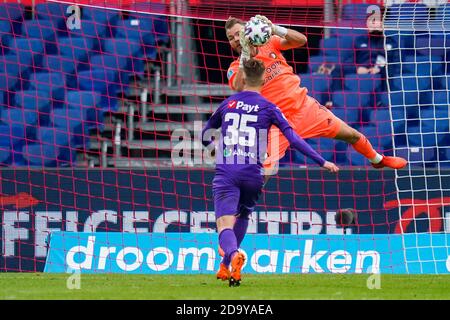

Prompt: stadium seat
xmin=436 ymin=4 xmax=450 ymax=25
xmin=51 ymin=108 xmax=88 ymax=149
xmin=57 ymin=36 xmax=94 ymax=63
xmin=68 ymin=19 xmax=110 ymax=46
xmin=8 ymin=38 xmax=45 ymax=69
xmin=414 ymin=33 xmax=447 ymax=58
xmin=0 ymin=20 xmax=13 ymax=54
xmin=0 ymin=3 xmax=24 ymax=35
xmin=14 ymin=90 xmax=51 ymax=125
xmin=299 ymin=73 xmax=332 ymax=105
xmin=21 ymin=20 xmax=58 ymax=54
xmin=0 ymin=145 xmax=10 ymax=165
xmin=66 ymin=90 xmax=104 ymax=128
xmin=82 ymin=7 xmax=121 ymax=24
xmin=1 ymin=108 xmax=39 ymax=140
xmin=35 ymin=2 xmax=70 ymax=31
xmin=0 ymin=72 xmax=19 ymax=91
xmin=0 ymin=72 xmax=19 ymax=109
xmin=27 ymin=72 xmax=66 ymax=108
xmin=432 ymin=91 xmax=449 ymax=106
xmin=396 ymin=147 xmax=436 ymax=167
xmin=89 ymin=53 xmax=131 ymax=81
xmin=385 ymin=3 xmax=429 ymax=24
xmin=341 ymin=4 xmax=371 ymax=22
xmin=77 ymin=69 xmax=117 ymax=93
xmin=401 ymin=55 xmax=444 ymax=77
xmin=128 ymin=3 xmax=170 ymax=45
xmin=0 ymin=122 xmax=26 ymax=164
xmin=22 ymin=143 xmax=59 ymax=167
xmin=81 ymin=6 xmax=120 ymax=40
xmin=37 ymin=126 xmax=75 ymax=164
xmin=344 ymin=73 xmax=382 ymax=93
xmin=294 ymin=138 xmax=348 ymax=165
xmin=439 ymin=147 xmax=450 ymax=166
xmin=331 ymin=91 xmax=371 ymax=124
xmin=40 ymin=54 xmax=77 ymax=88
xmin=102 ymin=37 xmax=142 ymax=58
xmin=308 ymin=55 xmax=339 ymax=74
xmin=0 ymin=53 xmax=32 ymax=79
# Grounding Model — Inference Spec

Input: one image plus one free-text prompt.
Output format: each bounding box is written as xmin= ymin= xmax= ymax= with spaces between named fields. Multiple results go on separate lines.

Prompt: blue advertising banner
xmin=44 ymin=232 xmax=450 ymax=274
xmin=1 ymin=169 xmax=450 ymax=272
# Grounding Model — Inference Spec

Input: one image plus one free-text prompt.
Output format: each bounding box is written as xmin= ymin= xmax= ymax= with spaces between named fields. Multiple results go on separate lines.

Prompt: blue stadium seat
xmin=0 ymin=3 xmax=24 ymax=35
xmin=420 ymin=106 xmax=450 ymax=133
xmin=22 ymin=143 xmax=59 ymax=167
xmin=0 ymin=145 xmax=10 ymax=165
xmin=51 ymin=108 xmax=88 ymax=149
xmin=68 ymin=19 xmax=110 ymax=46
xmin=331 ymin=91 xmax=371 ymax=124
xmin=40 ymin=54 xmax=77 ymax=88
xmin=299 ymin=73 xmax=331 ymax=105
xmin=66 ymin=90 xmax=104 ymax=128
xmin=35 ymin=2 xmax=70 ymax=30
xmin=396 ymin=147 xmax=435 ymax=167
xmin=113 ymin=18 xmax=157 ymax=59
xmin=436 ymin=4 xmax=450 ymax=26
xmin=0 ymin=72 xmax=19 ymax=90
xmin=8 ymin=38 xmax=45 ymax=68
xmin=1 ymin=108 xmax=39 ymax=140
xmin=344 ymin=73 xmax=382 ymax=93
xmin=341 ymin=4 xmax=371 ymax=21
xmin=293 ymin=138 xmax=348 ymax=165
xmin=308 ymin=55 xmax=339 ymax=74
xmin=414 ymin=33 xmax=447 ymax=58
xmin=27 ymin=72 xmax=66 ymax=108
xmin=81 ymin=6 xmax=120 ymax=40
xmin=0 ymin=123 xmax=25 ymax=145
xmin=82 ymin=7 xmax=121 ymax=25
xmin=401 ymin=55 xmax=444 ymax=77
xmin=0 ymin=20 xmax=13 ymax=55
xmin=102 ymin=37 xmax=142 ymax=58
xmin=77 ymin=69 xmax=117 ymax=93
xmin=57 ymin=36 xmax=94 ymax=63
xmin=128 ymin=3 xmax=169 ymax=45
xmin=0 ymin=72 xmax=20 ymax=112
xmin=37 ymin=126 xmax=75 ymax=164
xmin=439 ymin=147 xmax=450 ymax=166
xmin=432 ymin=91 xmax=449 ymax=106
xmin=0 ymin=53 xmax=32 ymax=79
xmin=385 ymin=3 xmax=429 ymax=24
xmin=0 ymin=122 xmax=26 ymax=164
xmin=21 ymin=20 xmax=58 ymax=54
xmin=14 ymin=90 xmax=51 ymax=117
xmin=90 ymin=53 xmax=130 ymax=77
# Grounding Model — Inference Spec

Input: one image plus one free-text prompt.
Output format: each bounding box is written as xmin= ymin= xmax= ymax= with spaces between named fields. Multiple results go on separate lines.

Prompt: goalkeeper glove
xmin=254 ymin=15 xmax=288 ymax=38
xmin=239 ymin=29 xmax=251 ymax=68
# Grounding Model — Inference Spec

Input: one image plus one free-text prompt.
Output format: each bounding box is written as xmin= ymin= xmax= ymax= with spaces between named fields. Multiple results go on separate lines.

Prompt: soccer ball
xmin=244 ymin=17 xmax=272 ymax=47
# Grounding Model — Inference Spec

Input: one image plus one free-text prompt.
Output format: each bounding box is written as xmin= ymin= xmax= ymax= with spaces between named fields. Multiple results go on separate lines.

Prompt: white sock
xmin=369 ymin=153 xmax=383 ymax=164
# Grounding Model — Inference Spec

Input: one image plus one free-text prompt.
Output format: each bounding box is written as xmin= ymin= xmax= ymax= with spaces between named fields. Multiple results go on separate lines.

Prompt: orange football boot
xmin=216 ymin=263 xmax=231 ymax=281
xmin=371 ymin=155 xmax=407 ymax=169
xmin=229 ymin=252 xmax=245 ymax=287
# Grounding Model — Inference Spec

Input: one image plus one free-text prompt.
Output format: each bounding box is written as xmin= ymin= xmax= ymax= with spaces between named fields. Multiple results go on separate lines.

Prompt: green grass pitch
xmin=1 ymin=273 xmax=449 ymax=300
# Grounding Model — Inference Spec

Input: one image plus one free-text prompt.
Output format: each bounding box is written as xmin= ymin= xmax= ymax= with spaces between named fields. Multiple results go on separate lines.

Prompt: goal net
xmin=0 ymin=0 xmax=449 ymax=274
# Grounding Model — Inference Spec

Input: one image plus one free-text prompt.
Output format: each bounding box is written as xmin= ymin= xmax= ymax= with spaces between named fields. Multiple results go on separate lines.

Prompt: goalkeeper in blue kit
xmin=201 ymin=58 xmax=339 ymax=286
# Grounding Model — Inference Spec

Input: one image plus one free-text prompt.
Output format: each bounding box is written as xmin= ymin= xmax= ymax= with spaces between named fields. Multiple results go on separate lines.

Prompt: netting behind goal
xmin=0 ymin=0 xmax=449 ymax=274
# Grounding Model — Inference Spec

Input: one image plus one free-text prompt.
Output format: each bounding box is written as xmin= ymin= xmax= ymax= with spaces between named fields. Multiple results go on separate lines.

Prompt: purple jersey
xmin=202 ymin=91 xmax=325 ymax=175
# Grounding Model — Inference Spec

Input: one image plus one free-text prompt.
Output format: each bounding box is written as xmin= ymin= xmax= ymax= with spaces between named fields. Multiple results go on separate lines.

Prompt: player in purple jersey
xmin=201 ymin=59 xmax=339 ymax=286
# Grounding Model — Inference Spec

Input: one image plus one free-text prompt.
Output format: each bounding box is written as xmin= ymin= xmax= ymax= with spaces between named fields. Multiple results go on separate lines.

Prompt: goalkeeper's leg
xmin=291 ymin=96 xmax=407 ymax=169
xmin=333 ymin=121 xmax=407 ymax=169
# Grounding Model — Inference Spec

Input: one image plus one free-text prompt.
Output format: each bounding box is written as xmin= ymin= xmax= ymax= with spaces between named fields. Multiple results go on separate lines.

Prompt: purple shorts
xmin=212 ymin=173 xmax=264 ymax=219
